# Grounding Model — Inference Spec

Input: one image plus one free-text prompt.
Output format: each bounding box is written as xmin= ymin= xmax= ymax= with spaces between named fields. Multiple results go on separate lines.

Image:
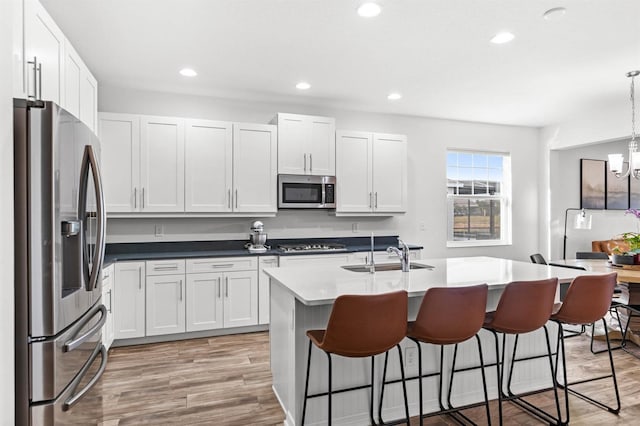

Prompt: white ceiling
xmin=42 ymin=0 xmax=640 ymax=127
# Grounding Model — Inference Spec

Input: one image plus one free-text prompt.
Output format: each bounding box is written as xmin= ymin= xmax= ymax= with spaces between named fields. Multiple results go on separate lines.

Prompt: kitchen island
xmin=265 ymin=256 xmax=603 ymax=426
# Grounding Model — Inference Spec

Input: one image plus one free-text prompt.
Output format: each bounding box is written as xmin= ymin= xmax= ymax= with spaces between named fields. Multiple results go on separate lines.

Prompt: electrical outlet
xmin=155 ymin=224 xmax=164 ymax=237
xmin=405 ymin=346 xmax=417 ymax=367
xmin=352 ymin=222 xmax=359 ymax=233
xmin=419 ymin=221 xmax=426 ymax=231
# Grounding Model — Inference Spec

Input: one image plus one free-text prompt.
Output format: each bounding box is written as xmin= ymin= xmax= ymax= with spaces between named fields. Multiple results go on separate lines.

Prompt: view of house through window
xmin=446 ymin=150 xmax=511 ymax=245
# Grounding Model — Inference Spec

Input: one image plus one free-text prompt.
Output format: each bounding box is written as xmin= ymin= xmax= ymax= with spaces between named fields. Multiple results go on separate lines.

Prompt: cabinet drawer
xmin=146 ymin=259 xmax=186 ymax=276
xmin=186 ymin=257 xmax=257 ymax=274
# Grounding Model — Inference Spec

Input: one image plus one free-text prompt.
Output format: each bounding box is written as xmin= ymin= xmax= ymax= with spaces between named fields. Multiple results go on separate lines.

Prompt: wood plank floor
xmin=83 ymin=331 xmax=640 ymax=425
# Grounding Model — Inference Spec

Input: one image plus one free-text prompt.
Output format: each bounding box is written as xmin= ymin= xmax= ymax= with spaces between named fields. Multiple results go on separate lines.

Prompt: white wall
xmin=1 ymin=0 xmax=15 ymax=422
xmin=100 ymin=85 xmax=541 ymax=260
xmin=547 ymin=139 xmax=639 ymax=260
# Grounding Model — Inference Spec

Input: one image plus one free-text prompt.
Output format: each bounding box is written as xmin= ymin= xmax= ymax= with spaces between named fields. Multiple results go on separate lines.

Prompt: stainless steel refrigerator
xmin=14 ymin=99 xmax=108 ymax=425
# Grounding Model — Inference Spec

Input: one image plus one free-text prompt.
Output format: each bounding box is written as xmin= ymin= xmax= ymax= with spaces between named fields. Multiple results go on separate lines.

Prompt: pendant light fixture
xmin=609 ymin=70 xmax=640 ymax=179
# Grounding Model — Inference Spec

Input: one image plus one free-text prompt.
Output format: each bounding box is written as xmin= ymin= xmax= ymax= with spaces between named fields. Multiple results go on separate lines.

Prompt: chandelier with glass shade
xmin=609 ymin=70 xmax=640 ymax=179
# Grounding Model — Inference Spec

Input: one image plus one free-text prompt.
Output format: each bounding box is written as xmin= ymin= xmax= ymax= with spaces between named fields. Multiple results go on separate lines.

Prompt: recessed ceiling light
xmin=490 ymin=32 xmax=515 ymax=44
xmin=543 ymin=7 xmax=567 ymax=21
xmin=296 ymin=82 xmax=311 ymax=90
xmin=179 ymin=68 xmax=197 ymax=77
xmin=387 ymin=93 xmax=402 ymax=101
xmin=357 ymin=2 xmax=382 ymax=18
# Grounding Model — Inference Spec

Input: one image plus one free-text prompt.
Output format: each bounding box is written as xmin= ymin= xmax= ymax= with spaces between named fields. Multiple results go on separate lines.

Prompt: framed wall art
xmin=606 ymin=161 xmax=630 ymax=209
xmin=580 ymin=159 xmax=605 ymax=209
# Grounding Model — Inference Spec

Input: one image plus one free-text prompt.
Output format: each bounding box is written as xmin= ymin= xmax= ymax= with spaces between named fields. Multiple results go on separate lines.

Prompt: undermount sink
xmin=341 ymin=263 xmax=433 ymax=272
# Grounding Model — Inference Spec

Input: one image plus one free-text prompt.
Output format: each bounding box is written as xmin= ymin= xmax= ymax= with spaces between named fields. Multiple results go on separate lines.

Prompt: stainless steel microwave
xmin=278 ymin=174 xmax=336 ymax=209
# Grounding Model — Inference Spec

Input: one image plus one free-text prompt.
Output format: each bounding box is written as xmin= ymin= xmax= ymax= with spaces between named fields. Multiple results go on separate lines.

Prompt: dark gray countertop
xmin=103 ymin=236 xmax=423 ymax=264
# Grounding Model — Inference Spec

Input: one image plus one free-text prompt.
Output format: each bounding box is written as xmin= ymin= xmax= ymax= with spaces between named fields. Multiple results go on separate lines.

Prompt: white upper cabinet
xmin=372 ymin=133 xmax=407 ymax=212
xmin=184 ymin=119 xmax=233 ymax=212
xmin=336 ymin=130 xmax=407 ymax=214
xmin=99 ymin=113 xmax=140 ymax=213
xmin=232 ymin=123 xmax=278 ymax=213
xmin=24 ymin=0 xmax=64 ymax=104
xmin=274 ymin=113 xmax=335 ymax=176
xmin=140 ymin=116 xmax=185 ymax=212
xmin=64 ymin=40 xmax=98 ymax=132
xmin=16 ymin=0 xmax=98 ymax=132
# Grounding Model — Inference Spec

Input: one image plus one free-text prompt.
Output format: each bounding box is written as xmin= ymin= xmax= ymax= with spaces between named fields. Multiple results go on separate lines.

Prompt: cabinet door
xmin=25 ymin=0 xmax=64 ymax=103
xmin=79 ymin=67 xmax=98 ymax=133
xmin=13 ymin=0 xmax=27 ymax=98
xmin=99 ymin=113 xmax=140 ymax=213
xmin=63 ymin=41 xmax=81 ymax=118
xmin=146 ymin=273 xmax=186 ymax=336
xmin=184 ymin=119 xmax=232 ymax=212
xmin=336 ymin=131 xmax=373 ymax=213
xmin=276 ymin=113 xmax=307 ymax=174
xmin=307 ymin=116 xmax=335 ymax=175
xmin=101 ymin=265 xmax=115 ymax=350
xmin=186 ymin=273 xmax=224 ymax=332
xmin=140 ymin=116 xmax=185 ymax=212
xmin=113 ymin=262 xmax=145 ymax=339
xmin=223 ymin=271 xmax=258 ymax=328
xmin=233 ymin=123 xmax=277 ymax=212
xmin=373 ymin=133 xmax=407 ymax=213
xmin=258 ymin=256 xmax=278 ymax=325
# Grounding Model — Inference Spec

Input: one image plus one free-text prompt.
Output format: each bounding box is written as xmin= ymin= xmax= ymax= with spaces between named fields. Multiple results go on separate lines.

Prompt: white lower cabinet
xmin=186 ymin=273 xmax=224 ymax=332
xmin=224 ymin=270 xmax=258 ymax=327
xmin=101 ymin=264 xmax=115 ymax=350
xmin=186 ymin=257 xmax=258 ymax=330
xmin=113 ymin=261 xmax=146 ymax=339
xmin=146 ymin=273 xmax=186 ymax=336
xmin=258 ymin=256 xmax=278 ymax=325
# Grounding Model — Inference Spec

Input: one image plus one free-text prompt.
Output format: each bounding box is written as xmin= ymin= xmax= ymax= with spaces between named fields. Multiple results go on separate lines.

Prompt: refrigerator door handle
xmin=62 ymin=344 xmax=108 ymax=411
xmin=78 ymin=145 xmax=107 ymax=291
xmin=63 ymin=304 xmax=107 ymax=353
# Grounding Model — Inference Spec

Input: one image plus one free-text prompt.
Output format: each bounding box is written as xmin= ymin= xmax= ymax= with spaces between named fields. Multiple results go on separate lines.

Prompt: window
xmin=446 ymin=150 xmax=512 ymax=246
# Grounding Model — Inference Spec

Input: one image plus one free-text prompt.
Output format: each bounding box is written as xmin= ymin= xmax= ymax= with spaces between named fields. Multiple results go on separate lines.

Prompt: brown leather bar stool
xmin=301 ymin=290 xmax=409 ymax=426
xmin=551 ymin=273 xmax=620 ymax=424
xmin=483 ymin=278 xmax=561 ymax=425
xmin=402 ymin=284 xmax=491 ymax=426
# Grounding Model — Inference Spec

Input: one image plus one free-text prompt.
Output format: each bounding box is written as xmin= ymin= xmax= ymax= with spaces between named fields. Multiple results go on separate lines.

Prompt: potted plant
xmin=611 ymin=209 xmax=640 ymax=264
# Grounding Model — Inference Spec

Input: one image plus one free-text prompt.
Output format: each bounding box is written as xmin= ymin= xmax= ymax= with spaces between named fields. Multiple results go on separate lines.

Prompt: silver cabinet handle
xmin=37 ymin=63 xmax=42 ymax=100
xmin=153 ymin=264 xmax=178 ymax=271
xmin=225 ymin=276 xmax=229 ymax=298
xmin=107 ymin=289 xmax=112 ymax=313
xmin=179 ymin=279 xmax=183 ymax=301
xmin=142 ymin=188 xmax=145 ymax=209
xmin=134 ymin=188 xmax=137 ymax=209
xmin=309 ymin=153 xmax=312 ymax=173
xmin=235 ymin=189 xmax=238 ymax=209
xmin=304 ymin=154 xmax=307 ymax=172
xmin=139 ymin=267 xmax=142 ymax=289
xmin=369 ymin=192 xmax=372 ymax=209
xmin=27 ymin=57 xmax=37 ymax=100
xmin=211 ymin=264 xmax=234 ymax=268
xmin=217 ymin=277 xmax=221 ymax=298
xmin=375 ymin=192 xmax=378 ymax=209
xmin=228 ymin=189 xmax=231 ymax=209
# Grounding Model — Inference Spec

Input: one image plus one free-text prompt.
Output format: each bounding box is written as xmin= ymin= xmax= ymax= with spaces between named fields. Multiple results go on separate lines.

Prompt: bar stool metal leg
xmin=557 ymin=318 xmax=621 ymax=419
xmin=301 ymin=340 xmax=312 ymax=425
xmin=378 ymin=345 xmax=410 ymax=425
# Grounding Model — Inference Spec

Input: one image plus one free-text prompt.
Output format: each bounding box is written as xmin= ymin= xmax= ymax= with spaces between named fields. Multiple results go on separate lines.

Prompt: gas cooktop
xmin=278 ymin=243 xmax=347 ymax=253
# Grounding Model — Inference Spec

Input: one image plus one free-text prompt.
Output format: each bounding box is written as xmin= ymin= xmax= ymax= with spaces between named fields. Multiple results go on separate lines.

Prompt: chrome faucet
xmin=368 ymin=232 xmax=376 ymax=274
xmin=387 ymin=238 xmax=410 ymax=272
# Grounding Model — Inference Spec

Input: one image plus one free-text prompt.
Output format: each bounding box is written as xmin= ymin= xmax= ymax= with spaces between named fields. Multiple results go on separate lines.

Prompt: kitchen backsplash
xmin=105 ymin=210 xmax=402 ymax=243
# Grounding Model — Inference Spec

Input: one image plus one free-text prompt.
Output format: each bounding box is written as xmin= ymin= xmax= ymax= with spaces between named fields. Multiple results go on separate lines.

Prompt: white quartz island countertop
xmin=264 ymin=256 xmax=603 ymax=306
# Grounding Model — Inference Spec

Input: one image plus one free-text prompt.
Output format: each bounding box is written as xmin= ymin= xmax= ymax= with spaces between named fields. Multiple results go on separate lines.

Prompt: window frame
xmin=446 ymin=149 xmax=512 ymax=248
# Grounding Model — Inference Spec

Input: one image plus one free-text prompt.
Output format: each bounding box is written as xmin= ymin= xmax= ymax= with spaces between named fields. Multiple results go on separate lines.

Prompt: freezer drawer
xmin=31 ymin=343 xmax=108 ymax=425
xmin=30 ymin=302 xmax=106 ymax=402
